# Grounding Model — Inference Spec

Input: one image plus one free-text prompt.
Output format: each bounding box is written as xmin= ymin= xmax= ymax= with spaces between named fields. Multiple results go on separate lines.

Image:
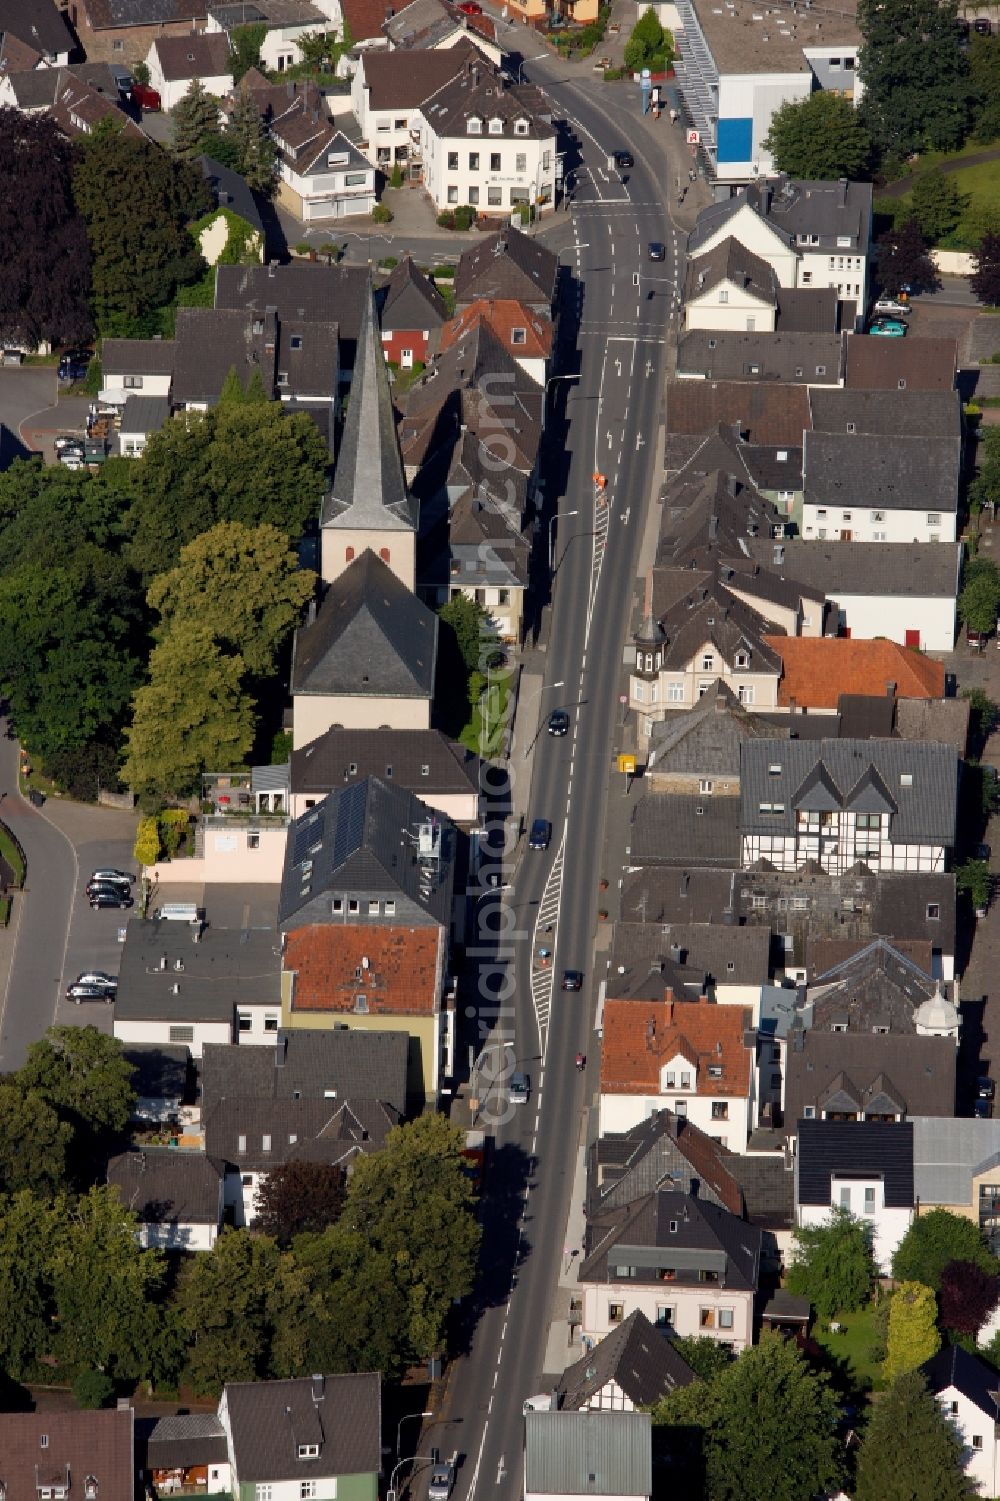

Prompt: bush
xmin=294 ymin=241 xmax=311 ymax=257
xmin=390 ymin=163 xmax=403 ymax=189
xmin=82 ymin=359 xmax=102 ymax=397
xmin=453 ymin=204 xmax=476 ymax=230
xmin=371 ymin=203 xmax=393 ymax=224
xmin=73 ymin=1369 xmax=115 ymax=1409
xmin=134 ymin=816 xmax=162 ymax=868
xmin=436 ymin=210 xmax=456 ymax=229
xmin=158 ymin=808 xmax=190 ymax=856
xmin=378 ymin=256 xmax=399 ymax=270
xmin=603 ymin=66 xmax=627 ymax=80
xmin=432 ymin=264 xmax=456 ymax=278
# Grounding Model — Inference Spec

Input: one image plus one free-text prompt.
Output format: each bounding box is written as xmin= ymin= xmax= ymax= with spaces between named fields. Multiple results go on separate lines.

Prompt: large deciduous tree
xmin=0 ymin=1086 xmax=72 ymax=1196
xmin=764 ymin=92 xmax=871 ymax=181
xmin=176 ymin=1228 xmax=280 ymax=1393
xmin=893 ymin=1208 xmax=996 ymax=1290
xmin=971 ymin=231 xmax=1000 ymax=306
xmin=939 ymin=1259 xmax=1000 ymax=1338
xmin=0 ymin=109 xmax=92 ymax=348
xmin=855 ymin=1370 xmax=975 ymax=1501
xmin=910 ymin=169 xmax=967 ymax=244
xmin=884 ymin=1281 xmax=941 ymax=1380
xmin=858 ymin=0 xmax=969 ymax=158
xmin=970 ymin=34 xmax=1000 ymax=141
xmin=785 ymin=1205 xmax=875 ymax=1320
xmin=0 ymin=1191 xmax=60 ymax=1376
xmin=254 ymin=1162 xmax=346 ymax=1246
xmin=19 ymin=1027 xmax=136 ymax=1146
xmin=876 ymin=218 xmax=940 ymax=294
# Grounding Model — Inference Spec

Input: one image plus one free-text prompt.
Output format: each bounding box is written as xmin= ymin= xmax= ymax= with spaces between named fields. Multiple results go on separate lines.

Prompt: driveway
xmin=0 ymin=366 xmax=58 ymax=463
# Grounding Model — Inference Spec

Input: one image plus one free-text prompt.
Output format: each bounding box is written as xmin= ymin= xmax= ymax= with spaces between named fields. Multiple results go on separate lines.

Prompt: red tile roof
xmin=765 ymin=636 xmax=945 ymax=710
xmin=285 ymin=923 xmax=443 ymax=1015
xmin=600 ymin=993 xmax=753 ymax=1098
xmin=341 ymin=0 xmax=393 ymax=40
xmin=0 ymin=1409 xmax=134 ymax=1501
xmin=440 ymin=299 xmax=552 ymax=359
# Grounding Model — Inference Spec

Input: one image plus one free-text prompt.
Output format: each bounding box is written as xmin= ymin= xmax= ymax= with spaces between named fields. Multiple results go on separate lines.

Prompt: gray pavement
xmin=0 ymin=366 xmax=59 ymax=460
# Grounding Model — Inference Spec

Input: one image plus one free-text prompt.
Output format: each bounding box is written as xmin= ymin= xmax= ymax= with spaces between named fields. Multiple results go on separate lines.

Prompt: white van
xmin=153 ymin=903 xmax=202 ymax=924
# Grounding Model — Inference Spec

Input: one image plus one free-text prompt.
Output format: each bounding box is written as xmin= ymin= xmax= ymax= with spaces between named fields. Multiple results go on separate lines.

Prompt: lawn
xmin=460 ymin=677 xmax=511 ymax=757
xmin=813 ymin=1306 xmax=885 ymax=1394
xmin=879 ymin=139 xmax=1000 ymax=248
xmin=0 ymin=819 xmax=25 ymax=887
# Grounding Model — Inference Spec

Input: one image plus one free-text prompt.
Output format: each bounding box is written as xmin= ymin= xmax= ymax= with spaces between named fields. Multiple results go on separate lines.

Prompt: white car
xmin=873 ymin=298 xmax=910 ymax=317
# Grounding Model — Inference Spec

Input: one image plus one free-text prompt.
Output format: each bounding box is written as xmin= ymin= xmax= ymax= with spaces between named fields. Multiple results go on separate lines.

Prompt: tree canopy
xmin=228 ymin=88 xmax=278 ymax=194
xmin=884 ymin=1281 xmax=941 ymax=1380
xmin=969 ymin=33 xmax=1000 ymax=141
xmin=892 ymin=1208 xmax=996 ymax=1290
xmin=939 ymin=1259 xmax=1000 ymax=1338
xmin=858 ymin=0 xmax=969 ymax=158
xmin=785 ymin=1206 xmax=875 ymax=1319
xmin=855 ymin=1370 xmax=975 ymax=1501
xmin=176 ymin=1228 xmax=281 ymax=1394
xmin=972 ymin=232 xmax=1000 ymax=307
xmin=19 ymin=1027 xmax=136 ymax=1146
xmin=171 ymin=80 xmax=222 ymax=160
xmin=910 ymin=169 xmax=967 ymax=244
xmin=876 ymin=218 xmax=939 ymax=294
xmin=959 ymin=559 xmax=1000 ymax=633
xmin=254 ymin=1162 xmax=347 ymax=1246
xmin=764 ymin=92 xmax=871 ymax=181
xmin=623 ymin=7 xmax=674 ymax=72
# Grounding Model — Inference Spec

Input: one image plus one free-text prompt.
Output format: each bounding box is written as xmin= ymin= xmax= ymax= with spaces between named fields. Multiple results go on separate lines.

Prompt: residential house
xmin=739 ymin=738 xmax=959 ymax=873
xmin=146 ymin=33 xmax=234 ymax=111
xmin=738 ymin=536 xmax=962 ymax=650
xmin=200 ymin=1029 xmax=408 ymax=1222
xmin=765 ymin=636 xmax=946 ymax=714
xmin=629 ymin=789 xmax=742 ymax=869
xmin=675 ymin=328 xmax=845 ymax=385
xmin=74 ymin=0 xmax=209 ymax=66
xmin=844 ymin=332 xmax=958 ymax=392
xmin=523 ymin=1412 xmax=652 ymax=1501
xmin=107 ymin=1148 xmax=225 ymax=1250
xmin=795 ymin=1118 xmax=914 ymax=1272
xmin=219 ymin=1372 xmax=381 ymax=1501
xmin=803 ymin=937 xmax=959 ymax=1040
xmin=454 ymin=226 xmax=558 ymax=315
xmin=118 ymin=394 xmax=172 ymax=456
xmin=607 ymin=922 xmax=771 ymax=1009
xmin=113 ymin=921 xmax=282 ymax=1058
xmin=100 ymin=337 xmax=176 ymax=406
xmin=420 ymin=63 xmax=557 ymax=215
xmin=0 ymin=1409 xmax=134 ymax=1500
xmin=214 ymin=259 xmax=368 ymax=370
xmin=291 ymin=553 xmax=437 ymax=740
xmin=384 ymin=0 xmax=504 ymax=63
xmin=0 ymin=64 xmax=144 ymax=139
xmin=923 ymin=1345 xmax=1000 ymax=1498
xmin=141 ymin=1413 xmax=232 ymax=1498
xmin=912 ymin=1117 xmax=1000 ymax=1264
xmin=289 ymin=726 xmax=482 ymax=824
xmin=350 ymin=41 xmax=481 ymax=175
xmin=644 ymin=681 xmax=786 ymax=792
xmin=124 ymin=1043 xmax=190 ymax=1123
xmin=379 ymin=253 xmax=448 ymax=367
xmin=785 ymin=1030 xmax=955 ymax=1135
xmin=683 ymin=237 xmax=779 ymax=334
xmin=589 ymin=1108 xmax=748 ymax=1221
xmin=801 ymin=429 xmax=961 ymax=544
xmin=599 ymin=993 xmax=756 ymax=1146
xmin=0 ymin=0 xmax=73 ymax=65
xmin=665 ymin=378 xmax=811 ymax=453
xmin=555 ymin=1310 xmax=697 ymax=1412
xmin=339 ymin=0 xmax=391 ymax=48
xmin=206 ymin=0 xmax=342 ymax=73
xmin=320 ymin=286 xmax=419 ymax=588
xmin=280 ymin=922 xmax=450 ymax=1103
xmin=808 ymin=385 xmax=963 ymax=440
xmin=656 ymin=427 xmax=793 ymax=567
xmin=174 ymin=302 xmax=340 ymax=408
xmin=579 ymin=1187 xmax=762 ymax=1349
xmin=440 ymin=297 xmax=552 ymax=384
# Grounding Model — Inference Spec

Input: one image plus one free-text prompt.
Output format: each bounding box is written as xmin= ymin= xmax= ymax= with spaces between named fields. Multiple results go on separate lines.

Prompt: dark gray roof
xmin=590 ymin=1110 xmax=746 ymax=1218
xmin=291 ymin=727 xmax=479 ymax=803
xmin=421 ymin=69 xmax=552 ymax=142
xmin=806 ymin=937 xmax=946 ymax=1034
xmin=173 ymin=306 xmax=276 ymax=405
xmin=124 ymin=1044 xmax=190 ymax=1102
xmin=808 ymin=387 xmax=962 ymax=439
xmin=688 ymin=178 xmax=870 ymax=257
xmin=608 ymin=921 xmax=771 ymax=993
xmin=321 ymin=286 xmax=415 ymax=531
xmin=524 ymin=1413 xmax=651 ymax=1498
xmin=380 ymin=253 xmax=448 ymax=331
xmin=796 ymin=1119 xmax=914 ymax=1207
xmin=630 ymin=790 xmax=740 ymax=868
xmin=205 ymin=1095 xmax=399 ymax=1170
xmin=738 ymin=536 xmax=962 ymax=600
xmin=895 ymin=697 xmax=970 ymax=757
xmin=224 ymin=1373 xmax=381 ymax=1482
xmin=657 ymin=431 xmax=788 ymax=569
xmin=775 ymin=287 xmax=841 ymax=333
xmin=107 ymin=1148 xmax=223 ymax=1225
xmin=1 ymin=60 xmax=121 ymax=107
xmin=0 ymin=0 xmax=71 ymax=53
xmin=201 ymin=1029 xmax=408 ymax=1116
xmin=143 ymin=1413 xmax=228 ymax=1470
xmin=115 ymin=923 xmax=281 ymax=1023
xmin=620 ymin=867 xmax=741 ymax=926
xmin=923 ymin=1344 xmax=1000 ymax=1417
xmin=581 ymin=1188 xmax=762 ymax=1292
xmin=655 ymin=578 xmax=784 ymax=674
xmin=724 ymin=1150 xmax=795 ymax=1229
xmin=740 ymin=738 xmax=959 ymax=845
xmin=276 ymin=317 xmax=339 ymax=401
xmin=647 ymin=683 xmax=784 ymax=780
xmin=676 ymin=330 xmax=844 ymax=384
xmin=291 ymin=550 xmax=437 ymax=700
xmin=685 ymin=236 xmax=777 ymax=306
xmin=454 ymin=226 xmax=557 ymax=308
xmin=84 ymin=0 xmax=208 ymax=24
xmin=803 ymin=430 xmax=961 ymax=513
xmin=720 ymin=561 xmax=827 ymax=614
xmin=119 ymin=395 xmax=171 ymax=435
xmin=214 ymin=262 xmax=369 ymax=363
xmin=101 ymin=337 xmax=176 ymax=376
xmin=278 ymin=776 xmax=454 ymax=928
xmin=152 ymin=31 xmax=232 ymax=80
xmin=556 ymin=1312 xmax=696 ymax=1411
xmin=786 ymin=1033 xmax=955 ymax=1130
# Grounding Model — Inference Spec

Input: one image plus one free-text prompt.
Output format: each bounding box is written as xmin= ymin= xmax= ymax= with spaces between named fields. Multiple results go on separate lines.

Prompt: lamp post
xmin=395 ymin=1412 xmax=433 ymax=1468
xmin=545 ymin=372 xmax=581 ymax=403
xmin=547 ymin=509 xmax=578 ymax=570
xmin=387 ymin=1454 xmax=432 ymax=1501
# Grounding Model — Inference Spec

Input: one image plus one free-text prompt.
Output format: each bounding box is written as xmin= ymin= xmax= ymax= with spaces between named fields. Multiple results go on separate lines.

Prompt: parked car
xmin=869 ymin=319 xmax=907 ymax=337
xmin=91 ymin=868 xmax=134 ymax=886
xmin=66 ymin=982 xmax=114 ymax=1004
xmin=509 ymin=1071 xmax=530 ymax=1104
xmin=27 ymin=789 xmax=45 ymax=808
xmin=131 ymin=82 xmax=161 ymax=110
xmin=648 ymin=242 xmax=666 ymax=261
xmin=979 ymin=1076 xmax=996 ymax=1100
xmin=529 ymin=817 xmax=552 ymax=850
xmin=547 ymin=709 xmax=569 ymax=736
xmin=58 ymin=452 xmax=85 ymax=469
xmin=76 ymin=970 xmax=118 ymax=991
xmin=873 ymin=298 xmax=910 ymax=317
xmin=975 ymin=16 xmax=992 ymax=33
xmin=975 ymin=1096 xmax=994 ymax=1118
xmin=561 ymin=968 xmax=583 ymax=991
xmin=90 ymin=889 xmax=133 ymax=910
xmin=58 ymin=361 xmax=88 ymax=384
xmin=54 ymin=434 xmax=85 ymax=452
xmin=613 ymin=150 xmax=634 ymax=169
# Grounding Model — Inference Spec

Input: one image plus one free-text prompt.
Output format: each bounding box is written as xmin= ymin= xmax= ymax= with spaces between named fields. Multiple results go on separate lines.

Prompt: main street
xmin=422 ymin=51 xmax=681 ymax=1501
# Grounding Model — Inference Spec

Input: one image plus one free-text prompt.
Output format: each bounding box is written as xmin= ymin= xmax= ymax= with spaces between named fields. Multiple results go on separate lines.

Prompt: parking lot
xmin=0 ymin=365 xmax=59 ymax=461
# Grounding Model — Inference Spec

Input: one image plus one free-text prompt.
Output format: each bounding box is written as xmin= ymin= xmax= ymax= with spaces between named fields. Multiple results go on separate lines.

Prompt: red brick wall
xmin=72 ymin=8 xmax=208 ymax=65
xmin=381 ymin=329 xmax=429 ymax=367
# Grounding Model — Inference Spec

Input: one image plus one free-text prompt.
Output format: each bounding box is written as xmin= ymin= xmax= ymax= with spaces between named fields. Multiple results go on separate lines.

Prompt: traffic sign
xmin=618 ymin=754 xmax=636 ymax=775
xmin=686 ymin=128 xmax=700 ymax=145
xmin=619 ymin=694 xmax=628 ymax=704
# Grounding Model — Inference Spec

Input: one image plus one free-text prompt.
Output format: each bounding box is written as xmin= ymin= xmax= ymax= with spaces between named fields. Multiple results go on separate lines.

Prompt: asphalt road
xmin=415 ymin=51 xmax=676 ymax=1501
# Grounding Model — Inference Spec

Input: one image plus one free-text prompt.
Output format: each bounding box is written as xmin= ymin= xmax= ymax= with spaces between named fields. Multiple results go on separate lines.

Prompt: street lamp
xmin=545 ymin=372 xmax=581 ymax=402
xmin=387 ymin=1455 xmax=430 ymax=1501
xmin=547 ymin=509 xmax=578 ymax=570
xmin=395 ymin=1412 xmax=433 ymax=1467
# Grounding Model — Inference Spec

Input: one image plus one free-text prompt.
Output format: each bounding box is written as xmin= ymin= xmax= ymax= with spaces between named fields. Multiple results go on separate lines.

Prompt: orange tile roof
xmin=764 ymin=635 xmax=945 ymax=711
xmin=600 ymin=993 xmax=753 ymax=1098
xmin=440 ymin=299 xmax=552 ymax=360
xmin=284 ymin=924 xmax=442 ymax=1015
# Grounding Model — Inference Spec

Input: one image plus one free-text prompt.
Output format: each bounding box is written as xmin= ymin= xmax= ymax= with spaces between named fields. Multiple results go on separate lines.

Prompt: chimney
xmin=275 ymin=1034 xmax=288 ymax=1068
xmin=268 ymin=260 xmax=278 ymax=278
xmin=885 ymin=680 xmax=896 ymax=699
xmin=159 ymin=954 xmax=168 ymax=971
xmin=838 ymin=176 xmax=848 ymax=206
xmin=681 ymin=873 xmax=690 ymax=895
xmin=311 ymin=1374 xmax=325 ymax=1403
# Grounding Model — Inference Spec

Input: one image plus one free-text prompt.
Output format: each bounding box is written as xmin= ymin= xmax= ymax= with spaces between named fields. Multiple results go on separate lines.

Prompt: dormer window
xmin=514 ymin=118 xmax=529 ymax=134
xmin=297 ymin=1445 xmax=320 ymax=1460
xmin=467 ymin=116 xmax=482 ymax=133
xmin=355 ymin=993 xmax=369 ymax=1013
xmin=85 ymin=1480 xmax=98 ymax=1501
xmin=511 ymin=327 xmax=527 ymax=344
xmin=735 ymin=651 xmax=749 ymax=669
xmin=489 ymin=116 xmax=503 ymax=133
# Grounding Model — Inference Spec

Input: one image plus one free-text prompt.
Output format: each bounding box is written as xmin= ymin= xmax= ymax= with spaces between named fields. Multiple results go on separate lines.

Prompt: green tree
xmin=18 ymin=1027 xmax=136 ymax=1145
xmin=764 ymin=91 xmax=871 ymax=181
xmin=876 ymin=218 xmax=939 ymax=294
xmin=438 ymin=594 xmax=494 ymax=674
xmin=122 ymin=622 xmax=256 ymax=799
xmin=970 ymin=431 xmax=1000 ymax=511
xmin=959 ymin=563 xmax=1000 ymax=634
xmin=785 ymin=1206 xmax=876 ymax=1319
xmin=957 ymin=858 xmax=993 ymax=911
xmin=228 ymin=88 xmax=277 ymax=195
xmin=254 ymin=1162 xmax=346 ymax=1246
xmin=73 ymin=124 xmax=211 ymax=334
xmin=969 ymin=33 xmax=1000 ymax=141
xmin=171 ymin=79 xmax=222 ymax=160
xmin=219 ymin=366 xmax=247 ymax=405
xmin=623 ymin=6 xmax=674 ymax=71
xmin=858 ymin=0 xmax=969 ymax=158
xmin=147 ymin=522 xmax=315 ymax=676
xmin=893 ymin=1208 xmax=996 ymax=1289
xmin=0 ymin=1085 xmax=72 ymax=1196
xmin=73 ymin=1369 xmax=115 ymax=1409
xmin=342 ymin=1114 xmax=481 ymax=1360
xmin=0 ymin=1191 xmax=60 ymax=1376
xmin=176 ymin=1229 xmax=280 ymax=1393
xmin=971 ymin=231 xmax=1000 ymax=307
xmin=855 ymin=1370 xmax=975 ymax=1501
xmin=230 ymin=22 xmax=266 ymax=82
xmin=911 ymin=169 xmax=967 ymax=243
xmin=49 ymin=1186 xmax=165 ymax=1379
xmin=884 ymin=1281 xmax=940 ymax=1380
xmin=671 ymin=1335 xmax=734 ymax=1381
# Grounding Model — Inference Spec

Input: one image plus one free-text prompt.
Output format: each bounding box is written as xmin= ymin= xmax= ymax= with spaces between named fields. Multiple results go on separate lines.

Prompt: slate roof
xmin=172 ymin=306 xmax=276 ymax=405
xmin=201 ymin=1029 xmax=409 ymax=1116
xmin=359 ymin=41 xmax=478 ymax=110
xmin=911 ymin=1115 xmax=1000 ymax=1204
xmin=805 ymin=937 xmax=946 ymax=1033
xmin=102 ymin=337 xmax=176 ymax=376
xmin=83 ymin=0 xmax=207 ymax=23
xmin=590 ymin=1109 xmax=746 ymax=1218
xmin=923 ymin=1344 xmax=1000 ymax=1416
xmin=115 ymin=923 xmax=280 ymax=1024
xmin=608 ymin=921 xmax=771 ymax=994
xmin=786 ymin=1032 xmax=955 ymax=1128
xmin=685 ymin=236 xmax=778 ymax=306
xmin=555 ymin=1312 xmax=696 ymax=1411
xmin=739 ymin=737 xmax=959 ymax=845
xmin=223 ymin=1373 xmax=381 ymax=1482
xmin=767 ymin=637 xmax=945 ymax=709
xmin=278 ymin=776 xmax=454 ymax=929
xmin=0 ymin=0 xmax=72 ymax=54
xmin=422 ymin=69 xmax=552 ymax=142
xmin=764 ymin=176 xmax=871 ymax=250
xmin=657 ymin=451 xmax=787 ymax=569
xmin=676 ymin=330 xmax=844 ymax=384
xmin=284 ymin=924 xmax=443 ymax=1015
xmin=666 ymin=379 xmax=809 ymax=447
xmin=739 ymin=536 xmax=962 ymax=600
xmin=291 ymin=727 xmax=479 ymax=803
xmin=630 ymin=790 xmax=740 ymax=868
xmin=655 ymin=578 xmax=784 ymax=674
xmin=796 ymin=1118 xmax=914 ymax=1206
xmin=322 ymin=286 xmax=415 ymax=531
xmin=291 ymin=551 xmax=437 ymax=700
xmin=1 ymin=60 xmax=121 ymax=107
xmin=107 ymin=1148 xmax=223 ymax=1225
xmin=600 ymin=995 xmax=754 ymax=1099
xmin=214 ymin=261 xmax=369 ymax=363
xmin=152 ymin=32 xmax=232 ymax=81
xmin=844 ymin=333 xmax=957 ymax=391
xmin=803 ymin=429 xmax=961 ymax=513
xmin=524 ymin=1412 xmax=651 ymax=1498
xmin=647 ymin=682 xmax=784 ymax=779
xmin=895 ymin=697 xmax=970 ymax=757
xmin=808 ymin=387 xmax=962 ymax=439
xmin=725 ymin=1149 xmax=795 ymax=1229
xmin=205 ymin=1095 xmax=399 ymax=1170
xmin=620 ymin=867 xmax=741 ymax=926
xmin=142 ymin=1412 xmax=228 ymax=1470
xmin=454 ymin=226 xmax=557 ymax=308
xmin=581 ymin=1188 xmax=762 ymax=1292
xmin=380 ymin=253 xmax=448 ymax=330
xmin=0 ymin=1409 xmax=134 ymax=1501
xmin=119 ymin=394 xmax=172 ymax=437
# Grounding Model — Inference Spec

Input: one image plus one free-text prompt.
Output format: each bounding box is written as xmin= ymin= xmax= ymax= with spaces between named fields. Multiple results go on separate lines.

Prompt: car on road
xmin=613 ymin=150 xmax=634 ymax=169
xmin=76 ymin=970 xmax=118 ymax=992
xmin=648 ymin=242 xmax=665 ymax=261
xmin=529 ymin=817 xmax=551 ymax=850
xmin=547 ymin=709 xmax=569 ymax=736
xmin=873 ymin=298 xmax=910 ymax=318
xmin=976 ymin=1096 xmax=994 ymax=1118
xmin=561 ymin=969 xmax=583 ymax=991
xmin=89 ymin=889 xmax=133 ymax=910
xmin=27 ymin=789 xmax=45 ymax=808
xmin=66 ymin=982 xmax=114 ymax=1004
xmin=509 ymin=1071 xmax=530 ymax=1104
xmin=869 ymin=319 xmax=907 ymax=337
xmin=979 ymin=1076 xmax=996 ymax=1100
xmin=91 ymin=868 xmax=134 ymax=886
xmin=428 ymin=1455 xmax=458 ymax=1501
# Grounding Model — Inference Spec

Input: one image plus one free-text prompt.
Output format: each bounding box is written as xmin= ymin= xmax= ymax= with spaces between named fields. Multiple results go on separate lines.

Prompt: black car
xmin=979 ymin=1076 xmax=996 ymax=1100
xmin=58 ymin=361 xmax=89 ymax=384
xmin=561 ymin=969 xmax=583 ymax=991
xmin=975 ymin=16 xmax=991 ymax=34
xmin=66 ymin=982 xmax=114 ymax=1004
xmin=613 ymin=150 xmax=634 ymax=170
xmin=648 ymin=242 xmax=666 ymax=261
xmin=27 ymin=789 xmax=45 ymax=808
xmin=976 ymin=1097 xmax=994 ymax=1119
xmin=529 ymin=817 xmax=552 ymax=850
xmin=547 ymin=709 xmax=570 ymax=736
xmin=90 ymin=889 xmax=133 ymax=910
